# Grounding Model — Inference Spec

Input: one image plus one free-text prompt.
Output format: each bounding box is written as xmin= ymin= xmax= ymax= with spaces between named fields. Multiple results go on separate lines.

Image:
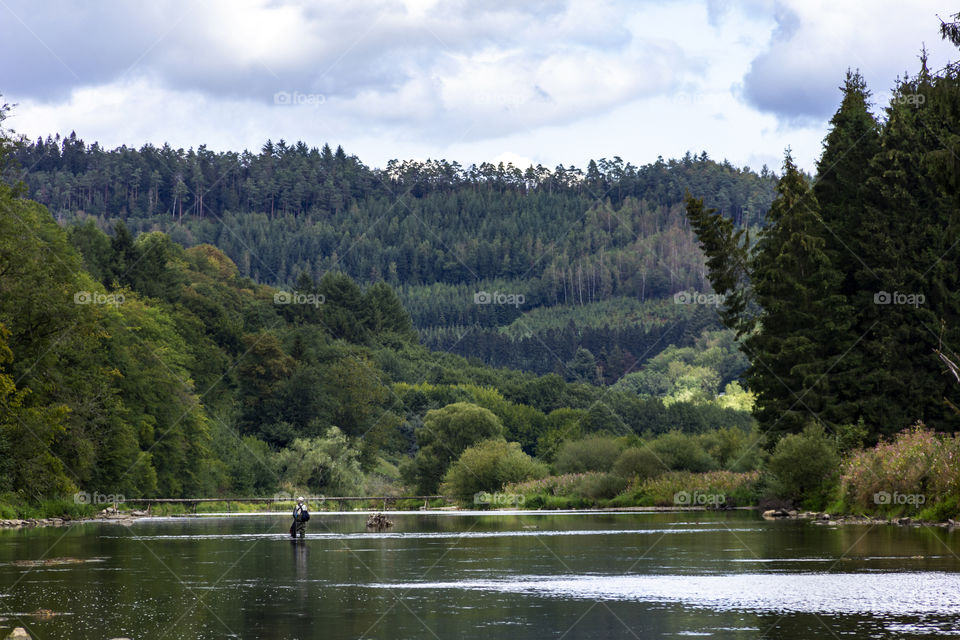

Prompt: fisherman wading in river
xmin=290 ymin=496 xmax=309 ymax=538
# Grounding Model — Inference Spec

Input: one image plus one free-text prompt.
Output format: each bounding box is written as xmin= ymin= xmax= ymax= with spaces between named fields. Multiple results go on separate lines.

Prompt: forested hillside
xmin=4 ymin=22 xmax=960 ymax=519
xmin=9 ymin=139 xmax=777 ymax=375
xmin=0 ymin=163 xmax=755 ymax=501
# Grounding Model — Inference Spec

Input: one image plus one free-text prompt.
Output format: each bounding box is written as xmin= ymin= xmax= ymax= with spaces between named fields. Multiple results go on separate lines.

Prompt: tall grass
xmin=840 ymin=425 xmax=960 ymax=518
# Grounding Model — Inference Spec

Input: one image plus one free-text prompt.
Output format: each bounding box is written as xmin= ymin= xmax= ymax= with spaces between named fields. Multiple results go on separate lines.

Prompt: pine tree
xmin=814 ymin=69 xmax=881 ymax=295
xmin=745 ymin=153 xmax=850 ymax=438
xmin=809 ymin=70 xmax=881 ymax=428
xmin=850 ymin=59 xmax=960 ymax=436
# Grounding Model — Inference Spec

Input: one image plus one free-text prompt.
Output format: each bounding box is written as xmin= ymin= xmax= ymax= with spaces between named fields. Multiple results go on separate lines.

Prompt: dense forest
xmin=687 ymin=62 xmax=960 ymax=442
xmin=7 ymin=135 xmax=778 ymax=375
xmin=4 ymin=21 xmax=960 ymax=519
xmin=0 ymin=123 xmax=756 ymax=502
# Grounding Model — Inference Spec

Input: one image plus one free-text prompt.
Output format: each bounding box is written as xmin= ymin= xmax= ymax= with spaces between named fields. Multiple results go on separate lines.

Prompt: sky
xmin=1 ymin=0 xmax=958 ymax=173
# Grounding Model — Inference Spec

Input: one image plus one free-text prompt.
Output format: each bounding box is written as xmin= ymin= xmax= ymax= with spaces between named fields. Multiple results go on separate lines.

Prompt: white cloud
xmin=3 ymin=0 xmax=958 ymax=173
xmin=492 ymin=151 xmax=534 ymax=168
xmin=740 ymin=0 xmax=957 ymax=121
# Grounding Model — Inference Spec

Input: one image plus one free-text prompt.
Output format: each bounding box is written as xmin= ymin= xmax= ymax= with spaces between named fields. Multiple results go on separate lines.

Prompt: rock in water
xmin=366 ymin=512 xmax=393 ymax=530
xmin=7 ymin=628 xmax=31 ymax=639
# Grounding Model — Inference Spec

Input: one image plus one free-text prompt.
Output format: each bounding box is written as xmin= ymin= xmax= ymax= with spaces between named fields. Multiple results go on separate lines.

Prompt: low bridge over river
xmin=118 ymin=495 xmax=452 ymax=513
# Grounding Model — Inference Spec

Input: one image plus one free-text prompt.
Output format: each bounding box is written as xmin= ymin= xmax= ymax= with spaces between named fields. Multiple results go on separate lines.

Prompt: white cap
xmin=297 ymin=496 xmax=305 ymax=503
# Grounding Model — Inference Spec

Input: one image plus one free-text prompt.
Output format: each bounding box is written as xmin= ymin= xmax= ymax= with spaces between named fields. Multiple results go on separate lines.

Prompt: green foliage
xmin=745 ymin=155 xmax=850 ymax=437
xmin=11 ymin=51 xmax=960 ymax=514
xmin=0 ymin=493 xmax=100 ymax=520
xmin=276 ymin=427 xmax=363 ymax=495
xmin=841 ymin=426 xmax=960 ymax=518
xmin=688 ymin=62 xmax=960 ymax=441
xmin=441 ymin=439 xmax=547 ymax=501
xmin=631 ymin=470 xmax=761 ymax=507
xmin=611 ymin=447 xmax=668 ymax=481
xmin=649 ymin=431 xmax=719 ymax=473
xmin=407 ymin=402 xmax=504 ymax=494
xmin=216 ymin=434 xmax=277 ymax=495
xmin=553 ymin=435 xmax=624 ymax=474
xmin=576 ymin=472 xmax=630 ymax=501
xmin=505 ymin=468 xmax=760 ymax=509
xmin=15 ymin=129 xmax=780 ymax=377
xmin=834 ymin=419 xmax=868 ymax=455
xmin=715 ymin=381 xmax=754 ymax=412
xmin=0 ymin=325 xmax=74 ymax=499
xmin=765 ymin=424 xmax=839 ymax=508
xmin=697 ymin=426 xmax=764 ymax=470
xmin=613 ymin=330 xmax=748 ymax=404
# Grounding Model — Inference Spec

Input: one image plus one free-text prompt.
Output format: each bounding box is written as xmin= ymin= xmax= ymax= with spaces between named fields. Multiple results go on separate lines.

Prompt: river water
xmin=1 ymin=510 xmax=958 ymax=639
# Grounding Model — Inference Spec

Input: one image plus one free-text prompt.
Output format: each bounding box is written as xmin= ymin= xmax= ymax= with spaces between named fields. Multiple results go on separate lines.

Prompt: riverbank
xmin=0 ymin=507 xmax=149 ymax=529
xmin=4 ymin=503 xmax=960 ymax=530
xmin=761 ymin=507 xmax=960 ymax=529
xmin=0 ymin=496 xmax=452 ymax=526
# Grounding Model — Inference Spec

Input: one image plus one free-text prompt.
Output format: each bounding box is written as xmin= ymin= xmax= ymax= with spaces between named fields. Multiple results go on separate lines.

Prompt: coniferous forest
xmin=2 ymin=20 xmax=960 ymax=521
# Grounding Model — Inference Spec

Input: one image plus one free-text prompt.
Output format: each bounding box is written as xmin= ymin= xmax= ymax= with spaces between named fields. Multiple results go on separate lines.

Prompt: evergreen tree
xmin=688 ymin=154 xmax=849 ymax=439
xmin=810 ymin=70 xmax=881 ymax=428
xmin=851 ymin=59 xmax=960 ymax=435
xmin=814 ymin=69 xmax=881 ymax=295
xmin=746 ymin=153 xmax=850 ymax=438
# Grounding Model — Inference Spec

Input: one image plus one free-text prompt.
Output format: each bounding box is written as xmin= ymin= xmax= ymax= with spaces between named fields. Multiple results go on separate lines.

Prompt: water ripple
xmin=364 ymin=572 xmax=960 ymax=616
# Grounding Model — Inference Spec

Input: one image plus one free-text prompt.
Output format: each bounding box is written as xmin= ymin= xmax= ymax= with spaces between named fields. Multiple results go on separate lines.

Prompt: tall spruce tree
xmin=690 ymin=55 xmax=960 ymax=441
xmin=810 ymin=70 xmax=881 ymax=428
xmin=850 ymin=58 xmax=960 ymax=436
xmin=687 ymin=154 xmax=849 ymax=439
xmin=745 ymin=154 xmax=849 ymax=438
xmin=814 ymin=70 xmax=881 ymax=295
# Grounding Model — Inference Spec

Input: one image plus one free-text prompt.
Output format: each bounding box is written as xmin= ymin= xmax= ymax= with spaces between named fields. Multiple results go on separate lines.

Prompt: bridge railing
xmin=118 ymin=496 xmax=451 ymax=513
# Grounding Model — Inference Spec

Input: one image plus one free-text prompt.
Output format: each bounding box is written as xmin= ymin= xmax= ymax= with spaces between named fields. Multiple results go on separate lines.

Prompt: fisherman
xmin=291 ymin=496 xmax=309 ymax=538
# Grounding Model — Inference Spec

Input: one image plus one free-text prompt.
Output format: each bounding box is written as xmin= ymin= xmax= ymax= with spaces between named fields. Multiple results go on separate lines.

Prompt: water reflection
xmin=366 ymin=571 xmax=960 ymax=615
xmin=0 ymin=511 xmax=957 ymax=639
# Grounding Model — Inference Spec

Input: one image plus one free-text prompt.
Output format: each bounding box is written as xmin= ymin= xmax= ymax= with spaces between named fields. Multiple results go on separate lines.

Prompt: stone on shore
xmin=761 ymin=508 xmax=791 ymax=519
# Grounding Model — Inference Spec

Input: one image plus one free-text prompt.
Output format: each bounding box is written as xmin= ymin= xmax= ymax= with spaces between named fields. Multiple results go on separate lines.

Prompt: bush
xmin=441 ymin=439 xmax=547 ymax=501
xmin=276 ymin=427 xmax=363 ymax=495
xmin=612 ymin=447 xmax=668 ymax=481
xmin=650 ymin=431 xmax=718 ymax=472
xmin=409 ymin=402 xmax=504 ymax=493
xmin=0 ymin=493 xmax=99 ymax=519
xmin=576 ymin=473 xmax=629 ymax=501
xmin=841 ymin=425 xmax=960 ymax=517
xmin=766 ymin=424 xmax=838 ymax=508
xmin=553 ymin=435 xmax=623 ymax=474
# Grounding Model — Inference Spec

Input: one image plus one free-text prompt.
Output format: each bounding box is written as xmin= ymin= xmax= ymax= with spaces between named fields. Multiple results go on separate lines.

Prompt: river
xmin=1 ymin=510 xmax=958 ymax=638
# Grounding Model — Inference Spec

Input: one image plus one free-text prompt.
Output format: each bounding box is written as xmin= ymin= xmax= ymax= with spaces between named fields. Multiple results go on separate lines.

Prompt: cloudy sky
xmin=1 ymin=0 xmax=957 ymax=172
